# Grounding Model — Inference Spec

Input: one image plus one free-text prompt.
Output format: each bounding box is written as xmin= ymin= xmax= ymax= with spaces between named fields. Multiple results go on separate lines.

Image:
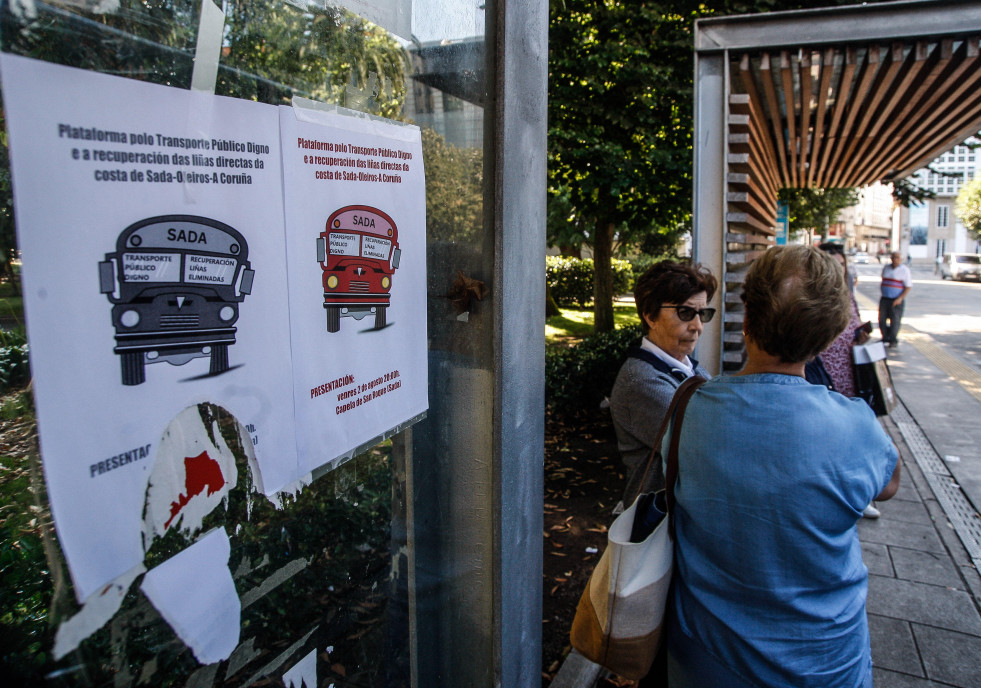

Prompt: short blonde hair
xmin=741 ymin=245 xmax=850 ymax=363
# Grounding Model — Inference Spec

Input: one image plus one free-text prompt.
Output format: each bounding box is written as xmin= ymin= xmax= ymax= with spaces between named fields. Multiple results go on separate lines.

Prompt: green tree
xmin=549 ymin=0 xmax=877 ymax=332
xmin=955 ymin=177 xmax=981 ymax=241
xmin=220 ymin=1 xmax=408 ymax=115
xmin=892 ymin=178 xmax=936 ymax=209
xmin=547 ymin=185 xmax=588 ymax=258
xmin=421 ymin=128 xmax=483 ymax=242
xmin=778 ymin=187 xmax=859 ymax=243
xmin=549 ymin=2 xmax=697 ymax=332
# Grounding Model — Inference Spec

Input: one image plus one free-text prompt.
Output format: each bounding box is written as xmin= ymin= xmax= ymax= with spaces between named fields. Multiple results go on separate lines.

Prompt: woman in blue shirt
xmin=666 ymin=245 xmax=901 ymax=688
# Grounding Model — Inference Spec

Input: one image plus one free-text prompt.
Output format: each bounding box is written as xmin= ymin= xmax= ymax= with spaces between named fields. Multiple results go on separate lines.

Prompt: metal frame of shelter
xmin=693 ymin=0 xmax=981 ymax=374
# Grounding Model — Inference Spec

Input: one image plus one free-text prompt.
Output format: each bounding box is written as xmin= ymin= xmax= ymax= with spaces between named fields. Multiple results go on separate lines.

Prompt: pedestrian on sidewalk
xmin=878 ymin=251 xmax=912 ymax=348
xmin=609 ymin=261 xmax=717 ymax=498
xmin=665 ymin=246 xmax=901 ymax=688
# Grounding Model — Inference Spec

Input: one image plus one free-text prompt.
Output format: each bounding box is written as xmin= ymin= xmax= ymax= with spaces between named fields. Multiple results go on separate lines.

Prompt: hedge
xmin=545 ymin=324 xmax=643 ymax=418
xmin=0 ymin=328 xmax=30 ymax=394
xmin=546 ymin=256 xmax=634 ymax=307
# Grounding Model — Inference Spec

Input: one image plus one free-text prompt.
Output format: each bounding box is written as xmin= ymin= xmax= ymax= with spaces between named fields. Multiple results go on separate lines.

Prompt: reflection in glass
xmin=0 ymin=0 xmax=489 ymax=685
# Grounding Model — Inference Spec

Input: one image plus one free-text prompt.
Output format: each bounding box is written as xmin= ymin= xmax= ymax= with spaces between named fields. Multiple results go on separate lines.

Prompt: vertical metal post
xmin=492 ymin=0 xmax=547 ymax=686
xmin=692 ymin=48 xmax=728 ymax=377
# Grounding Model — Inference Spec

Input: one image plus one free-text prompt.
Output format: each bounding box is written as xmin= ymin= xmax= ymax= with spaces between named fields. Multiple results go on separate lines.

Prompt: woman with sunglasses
xmin=609 ymin=260 xmax=717 ymax=496
xmin=665 ymin=245 xmax=901 ymax=688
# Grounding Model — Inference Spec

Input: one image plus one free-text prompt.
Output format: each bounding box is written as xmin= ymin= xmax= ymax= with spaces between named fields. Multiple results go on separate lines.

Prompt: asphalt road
xmin=853 ymin=260 xmax=981 ymax=374
xmin=852 ymin=258 xmax=981 ymax=520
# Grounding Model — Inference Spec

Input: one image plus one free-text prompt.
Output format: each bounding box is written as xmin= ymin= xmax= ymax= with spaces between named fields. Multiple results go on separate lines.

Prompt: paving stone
xmin=890 ymin=547 xmax=967 ymax=590
xmin=877 ymin=497 xmax=932 ymax=526
xmin=863 ymin=542 xmax=895 ymax=577
xmin=859 ymin=517 xmax=946 ymax=554
xmin=893 ymin=479 xmax=922 ymax=503
xmin=913 ymin=623 xmax=981 ymax=688
xmin=867 ymin=576 xmax=981 ymax=636
xmin=869 ymin=614 xmax=922 ymax=676
xmin=873 ymin=667 xmax=946 ymax=687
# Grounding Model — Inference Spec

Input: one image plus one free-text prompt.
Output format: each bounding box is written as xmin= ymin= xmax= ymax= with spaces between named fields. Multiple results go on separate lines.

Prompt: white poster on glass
xmin=0 ymin=54 xmax=298 ymax=603
xmin=280 ymin=104 xmax=428 ymax=475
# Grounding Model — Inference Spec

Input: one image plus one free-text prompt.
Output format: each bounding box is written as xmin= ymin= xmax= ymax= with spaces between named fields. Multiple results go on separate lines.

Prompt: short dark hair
xmin=634 ymin=261 xmax=717 ymax=324
xmin=741 ymin=246 xmax=850 ymax=363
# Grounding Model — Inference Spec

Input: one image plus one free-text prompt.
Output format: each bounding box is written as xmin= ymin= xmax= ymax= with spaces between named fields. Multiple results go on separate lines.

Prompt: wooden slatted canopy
xmin=693 ymin=0 xmax=981 ymax=373
xmin=729 ymin=39 xmax=981 ymax=241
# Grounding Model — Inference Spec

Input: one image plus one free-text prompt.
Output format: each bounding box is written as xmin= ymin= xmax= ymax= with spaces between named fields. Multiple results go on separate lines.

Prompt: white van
xmin=939 ymin=253 xmax=981 ymax=281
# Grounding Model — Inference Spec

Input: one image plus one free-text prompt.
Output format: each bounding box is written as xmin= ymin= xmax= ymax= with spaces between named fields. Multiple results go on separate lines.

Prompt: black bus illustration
xmin=99 ymin=215 xmax=254 ymax=386
xmin=316 ymin=205 xmax=401 ymax=332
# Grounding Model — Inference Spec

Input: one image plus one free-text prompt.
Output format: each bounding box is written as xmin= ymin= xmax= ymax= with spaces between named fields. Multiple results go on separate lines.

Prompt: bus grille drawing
xmin=99 ymin=216 xmax=255 ymax=386
xmin=317 ymin=205 xmax=401 ymax=333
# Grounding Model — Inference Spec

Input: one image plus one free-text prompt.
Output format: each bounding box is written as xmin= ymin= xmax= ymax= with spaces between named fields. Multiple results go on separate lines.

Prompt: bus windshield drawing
xmin=100 ymin=215 xmax=254 ymax=386
xmin=317 ymin=205 xmax=401 ymax=333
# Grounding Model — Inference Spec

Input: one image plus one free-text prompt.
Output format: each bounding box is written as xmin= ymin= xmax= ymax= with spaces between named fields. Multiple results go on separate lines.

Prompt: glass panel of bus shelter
xmin=0 ymin=1 xmax=490 ymax=686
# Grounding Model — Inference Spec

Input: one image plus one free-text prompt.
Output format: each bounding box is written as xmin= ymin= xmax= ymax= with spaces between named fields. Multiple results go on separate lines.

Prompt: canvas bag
xmin=569 ymin=376 xmax=705 ymax=680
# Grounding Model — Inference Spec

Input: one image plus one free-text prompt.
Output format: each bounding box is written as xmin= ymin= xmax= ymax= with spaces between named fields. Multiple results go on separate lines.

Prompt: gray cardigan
xmin=609 ymin=347 xmax=709 ymax=484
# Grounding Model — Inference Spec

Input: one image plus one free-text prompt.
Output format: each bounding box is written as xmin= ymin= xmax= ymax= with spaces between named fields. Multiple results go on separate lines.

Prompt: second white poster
xmin=280 ymin=106 xmax=428 ymax=475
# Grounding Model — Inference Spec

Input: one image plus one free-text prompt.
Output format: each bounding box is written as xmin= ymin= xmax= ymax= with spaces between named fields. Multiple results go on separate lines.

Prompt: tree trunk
xmin=593 ymin=220 xmax=615 ymax=333
xmin=545 ymin=282 xmax=561 ymax=318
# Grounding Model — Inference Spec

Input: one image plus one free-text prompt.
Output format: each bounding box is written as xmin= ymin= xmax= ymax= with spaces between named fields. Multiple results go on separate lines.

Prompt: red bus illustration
xmin=316 ymin=205 xmax=401 ymax=332
xmin=99 ymin=215 xmax=255 ymax=386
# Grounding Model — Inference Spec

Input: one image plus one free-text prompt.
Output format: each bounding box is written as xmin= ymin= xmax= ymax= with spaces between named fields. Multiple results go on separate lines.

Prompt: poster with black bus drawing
xmin=0 ymin=54 xmax=298 ymax=604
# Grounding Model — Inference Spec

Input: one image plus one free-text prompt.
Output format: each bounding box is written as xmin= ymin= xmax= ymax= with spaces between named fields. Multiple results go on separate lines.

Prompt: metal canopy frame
xmin=693 ymin=0 xmax=981 ymax=374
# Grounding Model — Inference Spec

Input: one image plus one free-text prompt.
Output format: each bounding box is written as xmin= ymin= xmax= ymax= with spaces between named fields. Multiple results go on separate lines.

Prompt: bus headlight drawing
xmin=99 ymin=215 xmax=254 ymax=386
xmin=317 ymin=205 xmax=400 ymax=333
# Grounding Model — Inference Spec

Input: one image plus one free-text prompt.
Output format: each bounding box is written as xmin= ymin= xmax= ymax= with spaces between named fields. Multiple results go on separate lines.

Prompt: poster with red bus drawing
xmin=281 ymin=105 xmax=428 ymax=477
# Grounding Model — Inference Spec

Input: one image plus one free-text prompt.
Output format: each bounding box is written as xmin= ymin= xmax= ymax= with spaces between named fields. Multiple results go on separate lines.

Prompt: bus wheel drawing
xmin=121 ymin=351 xmax=146 ymax=386
xmin=326 ymin=306 xmax=341 ymax=333
xmin=209 ymin=343 xmax=229 ymax=375
xmin=317 ymin=205 xmax=401 ymax=333
xmin=99 ymin=215 xmax=254 ymax=386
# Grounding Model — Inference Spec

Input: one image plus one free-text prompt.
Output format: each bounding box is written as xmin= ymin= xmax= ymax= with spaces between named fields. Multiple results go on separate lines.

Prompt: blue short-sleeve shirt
xmin=668 ymin=374 xmax=898 ymax=688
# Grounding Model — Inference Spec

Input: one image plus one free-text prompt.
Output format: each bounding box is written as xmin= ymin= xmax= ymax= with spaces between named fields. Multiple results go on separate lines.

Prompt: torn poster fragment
xmin=140 ymin=528 xmax=240 ymax=664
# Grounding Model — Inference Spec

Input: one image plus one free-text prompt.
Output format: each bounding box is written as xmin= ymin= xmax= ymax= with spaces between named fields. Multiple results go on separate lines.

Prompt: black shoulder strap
xmin=627 ymin=346 xmax=692 ymax=383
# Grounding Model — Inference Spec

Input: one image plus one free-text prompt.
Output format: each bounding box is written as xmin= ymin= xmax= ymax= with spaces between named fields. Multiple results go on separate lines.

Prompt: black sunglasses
xmin=661 ymin=305 xmax=716 ymax=323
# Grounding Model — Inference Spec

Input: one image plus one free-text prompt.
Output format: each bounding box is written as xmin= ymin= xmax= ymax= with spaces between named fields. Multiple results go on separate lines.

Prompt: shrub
xmin=546 ymin=324 xmax=643 ymax=418
xmin=546 ymin=256 xmax=633 ymax=307
xmin=0 ymin=328 xmax=29 ymax=394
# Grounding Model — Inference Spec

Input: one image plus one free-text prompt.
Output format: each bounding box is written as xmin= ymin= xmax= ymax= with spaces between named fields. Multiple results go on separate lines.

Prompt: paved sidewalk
xmin=551 ymin=320 xmax=981 ymax=688
xmin=863 ymin=407 xmax=981 ymax=687
xmin=856 ymin=291 xmax=981 ymax=686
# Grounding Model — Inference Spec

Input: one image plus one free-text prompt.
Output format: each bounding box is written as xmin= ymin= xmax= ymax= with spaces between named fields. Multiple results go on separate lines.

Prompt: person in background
xmin=816 ymin=243 xmax=870 ymax=397
xmin=878 ymin=251 xmax=912 ymax=348
xmin=666 ymin=245 xmax=901 ymax=688
xmin=609 ymin=261 xmax=717 ymax=495
xmin=815 ymin=243 xmax=880 ymax=519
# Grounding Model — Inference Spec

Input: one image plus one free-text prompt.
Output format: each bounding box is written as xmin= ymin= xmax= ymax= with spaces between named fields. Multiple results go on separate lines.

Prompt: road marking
xmin=854 ymin=290 xmax=981 ymax=405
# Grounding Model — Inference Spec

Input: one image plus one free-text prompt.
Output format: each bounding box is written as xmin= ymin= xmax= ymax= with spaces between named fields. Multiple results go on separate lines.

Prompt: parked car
xmin=853 ymin=251 xmax=871 ymax=264
xmin=939 ymin=253 xmax=981 ymax=281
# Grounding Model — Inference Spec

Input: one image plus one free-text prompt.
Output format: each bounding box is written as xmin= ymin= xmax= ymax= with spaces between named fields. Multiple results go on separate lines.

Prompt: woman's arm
xmin=876 ymin=446 xmax=902 ymax=501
